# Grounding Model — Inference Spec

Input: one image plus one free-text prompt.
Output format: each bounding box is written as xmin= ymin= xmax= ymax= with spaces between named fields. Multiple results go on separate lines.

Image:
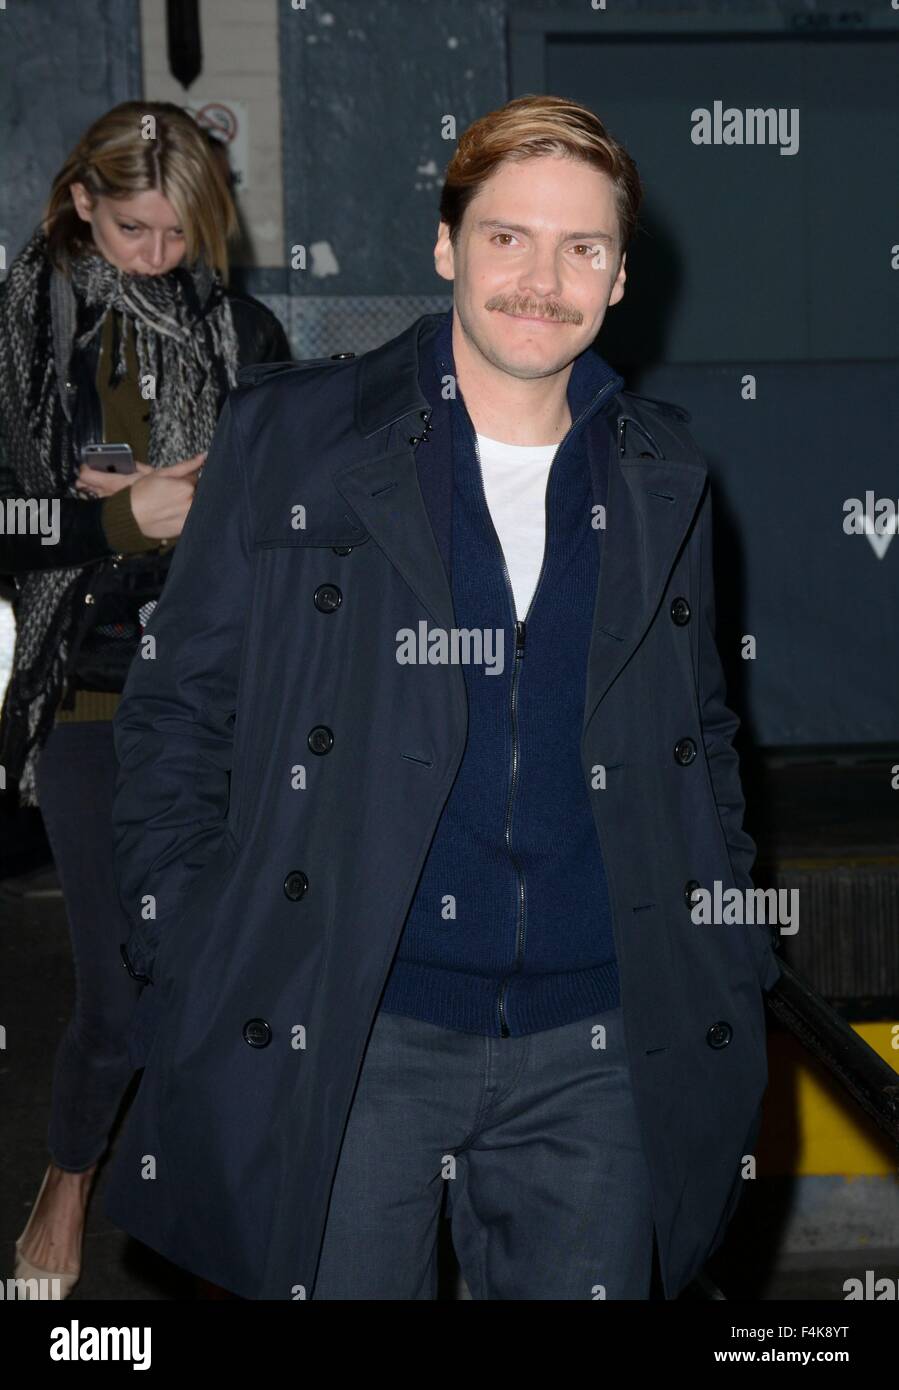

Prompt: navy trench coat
xmin=102 ymin=311 xmax=781 ymax=1300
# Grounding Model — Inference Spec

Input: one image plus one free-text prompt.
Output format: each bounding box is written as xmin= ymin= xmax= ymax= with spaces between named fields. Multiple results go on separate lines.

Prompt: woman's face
xmin=68 ymin=184 xmax=188 ymax=276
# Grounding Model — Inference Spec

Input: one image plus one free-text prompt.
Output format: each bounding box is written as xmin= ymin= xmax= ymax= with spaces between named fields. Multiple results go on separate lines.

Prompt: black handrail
xmin=690 ymin=958 xmax=899 ymax=1299
xmin=765 ymin=957 xmax=899 ymax=1148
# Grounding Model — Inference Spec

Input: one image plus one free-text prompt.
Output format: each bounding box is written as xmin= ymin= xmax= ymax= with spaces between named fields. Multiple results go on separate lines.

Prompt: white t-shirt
xmin=475 ymin=433 xmax=557 ymax=620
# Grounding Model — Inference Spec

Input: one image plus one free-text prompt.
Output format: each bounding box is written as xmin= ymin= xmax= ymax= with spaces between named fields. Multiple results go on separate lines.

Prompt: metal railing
xmin=690 ymin=955 xmax=899 ymax=1299
xmin=765 ymin=958 xmax=899 ymax=1148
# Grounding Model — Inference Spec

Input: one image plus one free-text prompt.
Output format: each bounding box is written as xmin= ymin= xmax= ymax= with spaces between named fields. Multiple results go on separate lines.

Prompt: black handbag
xmin=65 ymin=550 xmax=174 ymax=695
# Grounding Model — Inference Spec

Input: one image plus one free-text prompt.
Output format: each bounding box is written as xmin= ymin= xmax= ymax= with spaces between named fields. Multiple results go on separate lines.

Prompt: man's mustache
xmin=486 ymin=296 xmax=584 ymax=324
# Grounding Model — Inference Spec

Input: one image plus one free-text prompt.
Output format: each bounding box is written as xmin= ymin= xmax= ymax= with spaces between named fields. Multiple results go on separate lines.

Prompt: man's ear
xmin=608 ymin=248 xmax=627 ymax=307
xmin=434 ymin=221 xmax=455 ymax=283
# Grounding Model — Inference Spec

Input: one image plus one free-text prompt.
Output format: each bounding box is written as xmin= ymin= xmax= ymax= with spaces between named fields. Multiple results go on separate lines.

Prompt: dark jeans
xmin=35 ymin=721 xmax=142 ymax=1172
xmin=312 ymin=1004 xmax=656 ymax=1300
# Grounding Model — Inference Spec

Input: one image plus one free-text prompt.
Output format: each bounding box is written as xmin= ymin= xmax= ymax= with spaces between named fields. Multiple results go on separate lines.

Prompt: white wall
xmin=140 ymin=0 xmax=285 ymax=268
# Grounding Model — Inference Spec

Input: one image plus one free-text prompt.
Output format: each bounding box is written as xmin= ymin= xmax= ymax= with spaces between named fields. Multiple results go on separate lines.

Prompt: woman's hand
xmin=75 ymin=460 xmax=153 ymax=498
xmin=76 ymin=452 xmax=207 ymax=539
xmin=128 ymin=453 xmax=207 ymax=539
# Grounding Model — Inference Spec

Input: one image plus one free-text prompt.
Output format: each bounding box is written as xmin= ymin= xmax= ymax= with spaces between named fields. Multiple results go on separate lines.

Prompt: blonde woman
xmin=0 ymin=100 xmax=290 ymax=1296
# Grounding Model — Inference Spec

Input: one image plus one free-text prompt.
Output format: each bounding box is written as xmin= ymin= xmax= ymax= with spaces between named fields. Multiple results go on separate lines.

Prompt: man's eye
xmin=492 ymin=233 xmax=516 ymax=246
xmin=572 ymin=244 xmax=593 ymax=256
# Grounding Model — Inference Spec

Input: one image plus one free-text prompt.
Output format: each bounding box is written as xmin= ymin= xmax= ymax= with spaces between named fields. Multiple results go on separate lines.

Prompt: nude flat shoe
xmin=13 ymin=1165 xmax=82 ymax=1299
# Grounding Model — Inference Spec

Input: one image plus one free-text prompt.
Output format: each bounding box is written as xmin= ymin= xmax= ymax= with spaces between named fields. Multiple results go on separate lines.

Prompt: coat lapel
xmin=583 ymin=407 xmax=707 ymax=732
xmin=334 ymin=313 xmax=457 ymax=632
xmin=332 ymin=441 xmax=457 ymax=635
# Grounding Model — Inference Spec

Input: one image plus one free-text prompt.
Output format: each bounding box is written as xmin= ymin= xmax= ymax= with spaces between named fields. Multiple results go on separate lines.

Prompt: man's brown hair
xmin=439 ymin=94 xmax=643 ymax=261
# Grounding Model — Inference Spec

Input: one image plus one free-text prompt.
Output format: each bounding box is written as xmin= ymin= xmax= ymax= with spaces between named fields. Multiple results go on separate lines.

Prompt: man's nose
xmin=518 ymin=250 xmax=563 ymax=300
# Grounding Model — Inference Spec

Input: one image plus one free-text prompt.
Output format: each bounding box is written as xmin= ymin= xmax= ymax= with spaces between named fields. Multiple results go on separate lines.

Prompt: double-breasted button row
xmin=670 ymin=596 xmax=691 ymax=626
xmin=683 ymin=875 xmax=734 ymax=1049
xmin=674 ymin=737 xmax=697 ymax=765
xmin=243 ymin=1018 xmax=272 ymax=1048
xmin=307 ymin=725 xmax=334 ymax=755
xmin=284 ymin=869 xmax=309 ymax=901
xmin=250 ymin=867 xmax=314 ymax=1048
xmin=313 ymin=584 xmax=342 ymax=613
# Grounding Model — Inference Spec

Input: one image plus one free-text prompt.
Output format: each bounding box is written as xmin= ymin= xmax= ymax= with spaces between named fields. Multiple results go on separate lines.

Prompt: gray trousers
xmin=312 ymin=1004 xmax=656 ymax=1300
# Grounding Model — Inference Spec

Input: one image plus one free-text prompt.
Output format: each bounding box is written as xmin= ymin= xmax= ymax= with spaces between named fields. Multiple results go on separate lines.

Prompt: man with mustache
xmin=104 ymin=95 xmax=780 ymax=1300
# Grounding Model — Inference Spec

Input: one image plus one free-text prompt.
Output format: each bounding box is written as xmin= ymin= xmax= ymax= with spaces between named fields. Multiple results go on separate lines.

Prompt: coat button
xmin=313 ymin=584 xmax=342 ymax=613
xmin=330 ymin=352 xmax=355 ymax=359
xmin=674 ymin=737 xmax=697 ymax=765
xmin=706 ymin=1021 xmax=733 ymax=1049
xmin=243 ymin=1019 xmax=272 ymax=1048
xmin=332 ymin=545 xmax=353 ymax=556
xmin=284 ymin=869 xmax=309 ymax=901
xmin=670 ymin=596 xmax=691 ymax=626
xmin=307 ymin=725 xmax=334 ymax=755
xmin=684 ymin=879 xmax=702 ymax=909
xmin=84 ymin=593 xmax=95 ymax=605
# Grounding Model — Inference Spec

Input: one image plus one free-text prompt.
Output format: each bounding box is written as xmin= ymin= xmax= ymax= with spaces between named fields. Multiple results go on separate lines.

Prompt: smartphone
xmin=80 ymin=443 xmax=136 ymax=475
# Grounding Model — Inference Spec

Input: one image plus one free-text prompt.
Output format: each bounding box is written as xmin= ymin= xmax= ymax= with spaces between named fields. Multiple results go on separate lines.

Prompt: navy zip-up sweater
xmin=379 ymin=308 xmax=625 ymax=1036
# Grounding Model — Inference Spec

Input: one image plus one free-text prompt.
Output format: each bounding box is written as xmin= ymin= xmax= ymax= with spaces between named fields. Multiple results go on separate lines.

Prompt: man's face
xmin=68 ymin=184 xmax=188 ymax=276
xmin=434 ymin=153 xmax=627 ymax=380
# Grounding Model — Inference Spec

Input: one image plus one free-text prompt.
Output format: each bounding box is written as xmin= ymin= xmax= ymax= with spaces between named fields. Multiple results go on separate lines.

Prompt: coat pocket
xmin=126 ymin=829 xmax=242 ymax=1072
xmin=126 ymin=976 xmax=171 ymax=1072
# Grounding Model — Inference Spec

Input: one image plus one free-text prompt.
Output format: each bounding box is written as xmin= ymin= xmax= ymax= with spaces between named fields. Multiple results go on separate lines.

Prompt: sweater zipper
xmin=463 ymin=374 xmax=619 ymax=1037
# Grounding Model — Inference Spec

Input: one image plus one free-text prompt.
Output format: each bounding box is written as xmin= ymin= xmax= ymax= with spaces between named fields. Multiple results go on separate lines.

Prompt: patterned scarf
xmin=0 ymin=226 xmax=240 ymax=805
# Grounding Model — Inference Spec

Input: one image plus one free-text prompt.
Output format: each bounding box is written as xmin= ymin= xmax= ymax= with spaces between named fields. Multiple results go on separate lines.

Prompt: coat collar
xmin=354 ymin=312 xmax=440 ymax=438
xmin=338 ymin=308 xmax=707 ymax=729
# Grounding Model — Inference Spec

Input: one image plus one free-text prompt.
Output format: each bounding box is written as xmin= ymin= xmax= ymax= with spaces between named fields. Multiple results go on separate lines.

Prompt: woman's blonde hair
xmin=439 ymin=94 xmax=643 ymax=261
xmin=43 ymin=100 xmax=238 ymax=283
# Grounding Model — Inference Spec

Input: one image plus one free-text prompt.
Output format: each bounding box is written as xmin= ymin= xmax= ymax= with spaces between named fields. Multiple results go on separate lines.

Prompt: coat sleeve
xmin=229 ymin=293 xmax=292 ymax=366
xmin=112 ymin=390 xmax=252 ymax=984
xmin=0 ymin=409 xmax=116 ymax=574
xmin=258 ymin=310 xmax=292 ymax=363
xmin=697 ymin=484 xmax=782 ymax=992
xmin=0 ymin=281 xmax=117 ymax=574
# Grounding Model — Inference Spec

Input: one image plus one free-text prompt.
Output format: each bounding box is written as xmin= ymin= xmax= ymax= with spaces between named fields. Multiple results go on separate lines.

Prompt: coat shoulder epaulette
xmin=621 ymin=390 xmax=691 ymax=425
xmin=237 ymin=351 xmax=356 ymax=390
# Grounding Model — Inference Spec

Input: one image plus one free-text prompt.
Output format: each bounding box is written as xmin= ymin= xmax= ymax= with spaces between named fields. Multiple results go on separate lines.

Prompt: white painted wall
xmin=140 ymin=0 xmax=285 ymax=268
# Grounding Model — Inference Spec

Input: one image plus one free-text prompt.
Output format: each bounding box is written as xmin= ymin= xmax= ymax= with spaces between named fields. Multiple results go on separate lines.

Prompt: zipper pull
xmin=515 ymin=620 xmax=526 ymax=657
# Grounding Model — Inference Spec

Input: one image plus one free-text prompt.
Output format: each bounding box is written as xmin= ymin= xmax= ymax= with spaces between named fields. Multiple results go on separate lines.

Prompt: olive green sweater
xmin=56 ymin=312 xmax=175 ymax=723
